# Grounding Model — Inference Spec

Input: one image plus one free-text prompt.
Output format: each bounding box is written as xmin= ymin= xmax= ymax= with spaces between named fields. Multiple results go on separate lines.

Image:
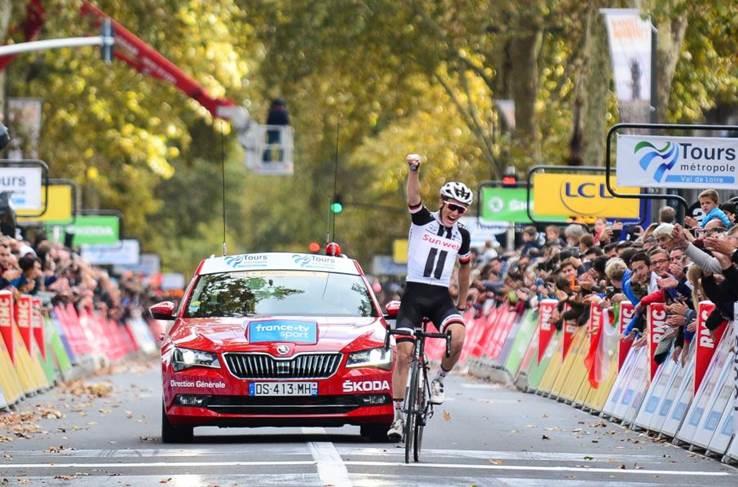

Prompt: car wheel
xmin=161 ymin=404 xmax=193 ymax=443
xmin=360 ymin=423 xmax=392 ymax=442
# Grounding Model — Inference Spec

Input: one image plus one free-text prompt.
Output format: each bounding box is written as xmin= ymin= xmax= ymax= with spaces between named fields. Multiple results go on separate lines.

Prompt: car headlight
xmin=346 ymin=347 xmax=392 ymax=370
xmin=172 ymin=347 xmax=220 ymax=371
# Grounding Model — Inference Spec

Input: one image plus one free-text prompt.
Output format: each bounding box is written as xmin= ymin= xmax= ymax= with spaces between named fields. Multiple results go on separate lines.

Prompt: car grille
xmin=205 ymin=395 xmax=363 ymax=415
xmin=224 ymin=352 xmax=342 ymax=379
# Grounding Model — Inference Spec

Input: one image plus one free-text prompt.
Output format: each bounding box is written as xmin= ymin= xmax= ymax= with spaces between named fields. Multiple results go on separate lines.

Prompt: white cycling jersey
xmin=406 ymin=203 xmax=471 ymax=287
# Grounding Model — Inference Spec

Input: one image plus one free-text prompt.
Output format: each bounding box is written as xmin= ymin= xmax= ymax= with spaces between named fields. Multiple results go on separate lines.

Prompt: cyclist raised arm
xmin=388 ymin=153 xmax=473 ymax=442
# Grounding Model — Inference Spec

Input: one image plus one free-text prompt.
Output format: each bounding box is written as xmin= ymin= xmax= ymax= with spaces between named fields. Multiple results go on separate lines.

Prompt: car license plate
xmin=249 ymin=382 xmax=318 ymax=396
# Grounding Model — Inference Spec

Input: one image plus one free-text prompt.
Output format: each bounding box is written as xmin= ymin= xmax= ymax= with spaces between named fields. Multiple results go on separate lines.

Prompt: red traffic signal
xmin=501 ymin=175 xmax=517 ymax=187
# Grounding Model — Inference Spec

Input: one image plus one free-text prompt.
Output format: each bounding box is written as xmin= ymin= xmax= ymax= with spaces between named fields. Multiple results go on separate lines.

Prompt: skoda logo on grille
xmin=276 ymin=344 xmax=290 ymax=355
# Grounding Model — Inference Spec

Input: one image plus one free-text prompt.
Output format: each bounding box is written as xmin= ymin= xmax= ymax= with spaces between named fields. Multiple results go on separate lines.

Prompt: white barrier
xmin=651 ymin=345 xmax=696 ymax=436
xmin=621 ymin=347 xmax=650 ymax=425
xmin=634 ymin=358 xmax=677 ymax=431
xmin=692 ymin=349 xmax=735 ymax=450
xmin=602 ymin=346 xmax=640 ymax=420
xmin=707 ymin=388 xmax=735 ymax=455
xmin=676 ymin=324 xmax=734 ymax=445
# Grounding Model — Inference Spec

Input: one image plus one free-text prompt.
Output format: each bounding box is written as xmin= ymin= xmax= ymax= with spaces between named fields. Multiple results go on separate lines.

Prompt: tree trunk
xmin=509 ymin=1 xmax=544 ymax=163
xmin=0 ymin=0 xmax=12 ymax=115
xmin=580 ymin=2 xmax=611 ymax=166
xmin=655 ymin=15 xmax=688 ymax=122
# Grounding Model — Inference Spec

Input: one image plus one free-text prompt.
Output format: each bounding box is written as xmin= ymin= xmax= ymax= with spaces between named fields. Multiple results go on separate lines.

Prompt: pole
xmin=0 ymin=36 xmax=112 ymax=56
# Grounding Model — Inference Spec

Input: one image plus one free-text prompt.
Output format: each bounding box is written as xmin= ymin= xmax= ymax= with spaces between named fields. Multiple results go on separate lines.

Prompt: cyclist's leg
xmin=428 ymin=296 xmax=466 ymax=403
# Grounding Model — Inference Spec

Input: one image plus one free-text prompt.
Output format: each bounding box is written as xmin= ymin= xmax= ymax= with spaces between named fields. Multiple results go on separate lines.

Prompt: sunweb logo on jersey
xmin=634 ymin=141 xmax=679 ymax=183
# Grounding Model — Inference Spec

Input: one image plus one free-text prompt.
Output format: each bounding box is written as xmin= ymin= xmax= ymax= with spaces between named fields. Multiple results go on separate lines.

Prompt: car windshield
xmin=184 ymin=270 xmax=377 ymax=318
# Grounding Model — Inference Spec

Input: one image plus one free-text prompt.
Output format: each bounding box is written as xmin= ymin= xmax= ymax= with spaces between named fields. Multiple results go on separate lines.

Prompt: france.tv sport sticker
xmin=248 ymin=320 xmax=318 ymax=344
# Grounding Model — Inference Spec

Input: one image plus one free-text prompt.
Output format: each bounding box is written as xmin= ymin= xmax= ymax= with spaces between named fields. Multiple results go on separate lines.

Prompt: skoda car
xmin=152 ymin=252 xmax=395 ymax=443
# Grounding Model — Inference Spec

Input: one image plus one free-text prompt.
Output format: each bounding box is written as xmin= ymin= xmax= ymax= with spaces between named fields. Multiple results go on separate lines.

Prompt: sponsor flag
xmin=561 ymin=304 xmax=576 ymax=359
xmin=646 ymin=303 xmax=668 ymax=380
xmin=618 ymin=302 xmax=635 ymax=370
xmin=584 ymin=302 xmax=606 ymax=388
xmin=0 ymin=291 xmax=14 ymax=363
xmin=694 ymin=301 xmax=725 ymax=394
xmin=537 ymin=299 xmax=557 ymax=363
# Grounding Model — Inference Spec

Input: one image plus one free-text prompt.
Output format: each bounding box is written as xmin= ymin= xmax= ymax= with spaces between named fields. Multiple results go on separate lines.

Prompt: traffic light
xmin=330 ymin=195 xmax=343 ymax=214
xmin=101 ymin=18 xmax=115 ymax=63
xmin=501 ymin=174 xmax=518 ymax=187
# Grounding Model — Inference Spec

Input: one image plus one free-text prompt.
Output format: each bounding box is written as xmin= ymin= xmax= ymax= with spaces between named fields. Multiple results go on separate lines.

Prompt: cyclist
xmin=388 ymin=153 xmax=472 ymax=441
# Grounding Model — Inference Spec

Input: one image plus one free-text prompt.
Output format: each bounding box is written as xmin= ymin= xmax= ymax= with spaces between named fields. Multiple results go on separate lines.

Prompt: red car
xmin=152 ymin=252 xmax=395 ymax=443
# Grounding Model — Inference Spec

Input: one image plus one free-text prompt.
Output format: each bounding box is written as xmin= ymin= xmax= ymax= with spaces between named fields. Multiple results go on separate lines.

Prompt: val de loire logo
xmin=634 ymin=141 xmax=678 ymax=182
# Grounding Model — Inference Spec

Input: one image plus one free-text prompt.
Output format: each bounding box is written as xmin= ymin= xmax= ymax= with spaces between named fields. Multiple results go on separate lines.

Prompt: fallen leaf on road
xmin=160 ymin=478 xmax=172 ymax=484
xmin=488 ymin=459 xmax=503 ymax=465
xmin=53 ymin=475 xmax=77 ymax=481
xmin=442 ymin=410 xmax=452 ymax=422
xmin=584 ymin=456 xmax=594 ymax=461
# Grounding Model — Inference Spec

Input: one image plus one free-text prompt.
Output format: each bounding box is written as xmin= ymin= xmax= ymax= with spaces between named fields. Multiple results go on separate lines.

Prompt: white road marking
xmin=0 ymin=461 xmax=316 ymax=468
xmin=343 ymin=461 xmax=731 ymax=476
xmin=304 ymin=426 xmax=352 ymax=487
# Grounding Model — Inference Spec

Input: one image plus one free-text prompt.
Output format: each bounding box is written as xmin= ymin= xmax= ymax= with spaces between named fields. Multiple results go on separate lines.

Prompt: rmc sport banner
xmin=616 ymin=134 xmax=738 ymax=189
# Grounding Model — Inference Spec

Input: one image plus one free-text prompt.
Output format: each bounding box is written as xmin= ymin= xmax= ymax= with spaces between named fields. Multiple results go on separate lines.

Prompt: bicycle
xmin=385 ymin=320 xmax=451 ymax=463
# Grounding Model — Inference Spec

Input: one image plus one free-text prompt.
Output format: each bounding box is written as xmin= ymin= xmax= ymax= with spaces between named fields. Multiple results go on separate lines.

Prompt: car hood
xmin=169 ymin=316 xmax=385 ymax=353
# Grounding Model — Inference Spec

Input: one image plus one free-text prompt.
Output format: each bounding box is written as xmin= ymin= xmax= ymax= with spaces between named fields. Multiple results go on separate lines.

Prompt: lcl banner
xmin=617 ymin=134 xmax=738 ymax=189
xmin=694 ymin=301 xmax=725 ymax=394
xmin=537 ymin=299 xmax=558 ymax=364
xmin=532 ymin=173 xmax=640 ymax=220
xmin=618 ymin=302 xmax=635 ymax=370
xmin=646 ymin=303 xmax=669 ymax=380
xmin=0 ymin=291 xmax=14 ymax=363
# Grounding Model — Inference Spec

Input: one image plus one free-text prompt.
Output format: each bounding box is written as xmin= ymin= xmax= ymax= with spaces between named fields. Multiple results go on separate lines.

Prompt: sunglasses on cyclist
xmin=445 ymin=203 xmax=467 ymax=214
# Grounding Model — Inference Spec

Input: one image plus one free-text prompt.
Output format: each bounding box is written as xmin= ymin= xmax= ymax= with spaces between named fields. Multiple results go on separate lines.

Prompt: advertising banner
xmin=532 ymin=173 xmax=640 ymax=220
xmin=81 ymin=239 xmax=140 ymax=266
xmin=0 ymin=166 xmax=43 ymax=210
xmin=616 ymin=134 xmax=738 ymax=189
xmin=601 ymin=9 xmax=652 ymax=121
xmin=480 ymin=187 xmax=532 ymax=224
xmin=618 ymin=302 xmax=635 ymax=370
xmin=67 ymin=215 xmax=120 ymax=246
xmin=694 ymin=301 xmax=725 ymax=394
xmin=0 ymin=291 xmax=14 ymax=363
xmin=17 ymin=183 xmax=74 ymax=223
xmin=537 ymin=299 xmax=557 ymax=363
xmin=646 ymin=303 xmax=668 ymax=380
xmin=15 ymin=294 xmax=32 ymax=353
xmin=562 ymin=319 xmax=577 ymax=360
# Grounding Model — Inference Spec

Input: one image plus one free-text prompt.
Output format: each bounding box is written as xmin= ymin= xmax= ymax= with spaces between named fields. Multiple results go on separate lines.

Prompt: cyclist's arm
xmin=406 ymin=158 xmax=421 ymax=209
xmin=456 ymin=226 xmax=472 ymax=309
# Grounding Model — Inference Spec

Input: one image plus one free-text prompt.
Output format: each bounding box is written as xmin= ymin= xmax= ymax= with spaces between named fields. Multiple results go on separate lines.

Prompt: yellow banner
xmin=392 ymin=239 xmax=408 ymax=264
xmin=533 ymin=173 xmax=639 ymax=220
xmin=17 ymin=184 xmax=74 ymax=223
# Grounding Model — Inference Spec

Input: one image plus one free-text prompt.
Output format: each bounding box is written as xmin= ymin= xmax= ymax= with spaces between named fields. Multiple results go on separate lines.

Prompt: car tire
xmin=360 ymin=423 xmax=392 ymax=442
xmin=161 ymin=405 xmax=193 ymax=443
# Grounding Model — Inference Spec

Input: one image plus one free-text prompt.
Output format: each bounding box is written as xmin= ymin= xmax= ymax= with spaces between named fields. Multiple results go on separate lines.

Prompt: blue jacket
xmin=700 ymin=207 xmax=731 ymax=228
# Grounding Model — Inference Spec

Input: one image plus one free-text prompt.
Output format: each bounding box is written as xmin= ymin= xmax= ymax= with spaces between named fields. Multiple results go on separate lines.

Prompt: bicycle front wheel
xmin=404 ymin=358 xmax=420 ymax=464
xmin=413 ymin=365 xmax=428 ymax=462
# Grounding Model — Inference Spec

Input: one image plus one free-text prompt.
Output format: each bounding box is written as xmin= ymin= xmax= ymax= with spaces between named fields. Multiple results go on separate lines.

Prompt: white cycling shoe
xmin=430 ymin=379 xmax=445 ymax=405
xmin=387 ymin=417 xmax=404 ymax=442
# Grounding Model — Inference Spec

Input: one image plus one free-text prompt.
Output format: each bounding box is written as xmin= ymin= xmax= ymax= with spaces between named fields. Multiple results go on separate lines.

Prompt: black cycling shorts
xmin=394 ymin=281 xmax=465 ymax=341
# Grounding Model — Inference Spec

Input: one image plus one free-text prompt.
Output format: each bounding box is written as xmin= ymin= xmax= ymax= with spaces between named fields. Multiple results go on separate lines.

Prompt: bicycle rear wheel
xmin=413 ymin=365 xmax=427 ymax=462
xmin=404 ymin=359 xmax=420 ymax=464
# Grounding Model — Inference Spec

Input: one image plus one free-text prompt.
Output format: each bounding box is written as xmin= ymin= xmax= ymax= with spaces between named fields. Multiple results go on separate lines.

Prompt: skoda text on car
xmin=153 ymin=252 xmax=395 ymax=442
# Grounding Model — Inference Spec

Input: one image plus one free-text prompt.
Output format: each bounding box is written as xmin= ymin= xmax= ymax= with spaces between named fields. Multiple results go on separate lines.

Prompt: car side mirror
xmin=384 ymin=300 xmax=401 ymax=319
xmin=149 ymin=301 xmax=176 ymax=320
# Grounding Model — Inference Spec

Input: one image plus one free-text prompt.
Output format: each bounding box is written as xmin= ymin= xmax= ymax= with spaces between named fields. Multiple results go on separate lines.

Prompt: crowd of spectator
xmin=0 ymin=232 xmax=159 ymax=323
xmin=450 ymin=189 xmax=738 ymax=366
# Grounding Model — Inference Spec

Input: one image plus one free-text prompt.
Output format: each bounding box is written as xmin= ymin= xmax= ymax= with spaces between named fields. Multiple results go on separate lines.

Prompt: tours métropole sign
xmin=0 ymin=166 xmax=43 ymax=210
xmin=617 ymin=134 xmax=738 ymax=189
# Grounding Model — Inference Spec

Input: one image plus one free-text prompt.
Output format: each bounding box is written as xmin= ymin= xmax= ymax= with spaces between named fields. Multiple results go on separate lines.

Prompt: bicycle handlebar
xmin=383 ymin=327 xmax=452 ymax=357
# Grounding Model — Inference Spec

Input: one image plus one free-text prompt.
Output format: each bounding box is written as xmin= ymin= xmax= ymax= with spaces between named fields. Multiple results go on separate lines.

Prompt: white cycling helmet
xmin=440 ymin=181 xmax=473 ymax=206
